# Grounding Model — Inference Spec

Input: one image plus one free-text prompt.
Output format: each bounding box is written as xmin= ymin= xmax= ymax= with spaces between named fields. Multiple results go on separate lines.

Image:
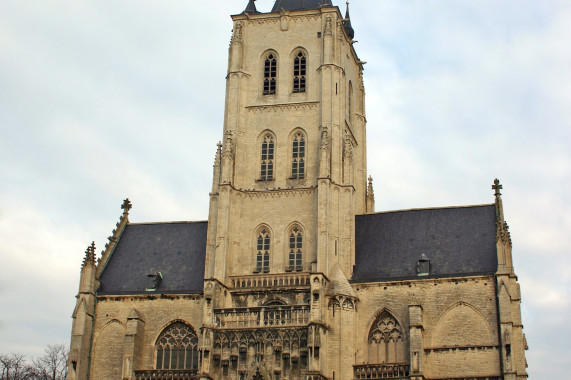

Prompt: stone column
xmin=408 ymin=304 xmax=424 ymax=380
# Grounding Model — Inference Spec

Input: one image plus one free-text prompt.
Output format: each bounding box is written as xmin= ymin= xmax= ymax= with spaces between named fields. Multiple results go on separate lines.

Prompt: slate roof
xmin=352 ymin=205 xmax=498 ymax=283
xmin=98 ymin=222 xmax=207 ymax=295
xmin=271 ymin=0 xmax=333 ymax=12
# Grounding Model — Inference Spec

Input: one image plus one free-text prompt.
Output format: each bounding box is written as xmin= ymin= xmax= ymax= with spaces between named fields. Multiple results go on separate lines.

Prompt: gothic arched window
xmin=293 ymin=51 xmax=306 ymax=93
xmin=260 ymin=133 xmax=275 ymax=181
xmin=291 ymin=132 xmax=305 ymax=179
xmin=155 ymin=322 xmax=199 ymax=370
xmin=368 ymin=311 xmax=405 ymax=364
xmin=263 ymin=53 xmax=277 ymax=95
xmin=288 ymin=226 xmax=303 ymax=271
xmin=256 ymin=228 xmax=271 ymax=273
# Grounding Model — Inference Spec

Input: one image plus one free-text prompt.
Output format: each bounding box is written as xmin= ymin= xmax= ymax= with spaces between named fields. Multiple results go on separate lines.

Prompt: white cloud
xmin=0 ymin=0 xmax=570 ymax=376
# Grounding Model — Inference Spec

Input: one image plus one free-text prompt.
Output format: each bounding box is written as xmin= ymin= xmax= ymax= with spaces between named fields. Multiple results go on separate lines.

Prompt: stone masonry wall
xmin=353 ymin=275 xmax=501 ymax=379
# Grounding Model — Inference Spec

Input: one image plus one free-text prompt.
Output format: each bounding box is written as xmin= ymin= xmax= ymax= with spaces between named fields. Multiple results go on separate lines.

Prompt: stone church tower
xmin=66 ymin=1 xmax=528 ymax=380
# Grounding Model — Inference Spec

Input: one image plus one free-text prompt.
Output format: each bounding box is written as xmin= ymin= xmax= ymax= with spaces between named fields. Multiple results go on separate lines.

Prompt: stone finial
xmin=367 ymin=176 xmax=374 ymax=196
xmin=214 ymin=142 xmax=222 ymax=166
xmin=492 ymin=178 xmax=502 ymax=198
xmin=82 ymin=241 xmax=96 ymax=268
xmin=492 ymin=178 xmax=505 ymax=223
xmin=366 ymin=176 xmax=375 ymax=213
xmin=121 ymin=198 xmax=132 ymax=215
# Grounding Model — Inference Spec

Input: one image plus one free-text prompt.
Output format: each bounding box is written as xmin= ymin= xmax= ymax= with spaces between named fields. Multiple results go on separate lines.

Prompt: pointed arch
xmin=92 ymin=320 xmax=126 ymax=379
xmin=258 ymin=131 xmax=276 ymax=181
xmin=292 ymin=48 xmax=307 ymax=93
xmin=254 ymin=224 xmax=272 ymax=273
xmin=154 ymin=321 xmax=199 ymax=370
xmin=367 ymin=309 xmax=406 ymax=364
xmin=432 ymin=301 xmax=495 ymax=347
xmin=262 ymin=50 xmax=278 ymax=95
xmin=289 ymin=128 xmax=306 ymax=179
xmin=286 ymin=222 xmax=304 ymax=271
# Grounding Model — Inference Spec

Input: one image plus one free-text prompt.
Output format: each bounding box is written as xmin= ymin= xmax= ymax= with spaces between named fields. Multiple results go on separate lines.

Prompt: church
xmin=66 ymin=1 xmax=528 ymax=379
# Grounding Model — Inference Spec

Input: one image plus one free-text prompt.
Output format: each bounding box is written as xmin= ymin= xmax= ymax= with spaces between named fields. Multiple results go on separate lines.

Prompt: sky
xmin=0 ymin=0 xmax=569 ymax=377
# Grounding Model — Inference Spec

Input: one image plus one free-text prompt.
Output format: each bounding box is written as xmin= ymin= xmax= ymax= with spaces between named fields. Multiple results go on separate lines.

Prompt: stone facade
xmin=66 ymin=2 xmax=528 ymax=380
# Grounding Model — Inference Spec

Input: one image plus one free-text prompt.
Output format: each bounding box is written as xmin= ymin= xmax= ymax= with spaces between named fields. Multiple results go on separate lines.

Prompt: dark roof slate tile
xmin=98 ymin=222 xmax=207 ymax=295
xmin=271 ymin=0 xmax=333 ymax=12
xmin=353 ymin=205 xmax=498 ymax=282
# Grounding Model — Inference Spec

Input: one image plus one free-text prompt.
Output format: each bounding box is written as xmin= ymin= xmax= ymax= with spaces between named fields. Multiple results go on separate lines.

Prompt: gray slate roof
xmin=98 ymin=222 xmax=207 ymax=295
xmin=271 ymin=0 xmax=333 ymax=12
xmin=352 ymin=205 xmax=498 ymax=283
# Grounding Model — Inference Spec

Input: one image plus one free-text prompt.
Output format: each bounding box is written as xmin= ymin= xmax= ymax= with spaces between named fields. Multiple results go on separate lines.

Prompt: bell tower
xmin=204 ymin=0 xmax=367 ymax=284
xmin=201 ymin=1 xmax=367 ymax=379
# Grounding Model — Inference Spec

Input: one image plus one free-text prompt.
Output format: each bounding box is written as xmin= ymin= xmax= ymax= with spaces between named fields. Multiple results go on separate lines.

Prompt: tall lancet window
xmin=288 ymin=226 xmax=303 ymax=271
xmin=256 ymin=228 xmax=271 ymax=273
xmin=293 ymin=51 xmax=306 ymax=93
xmin=263 ymin=53 xmax=277 ymax=95
xmin=260 ymin=134 xmax=275 ymax=180
xmin=291 ymin=132 xmax=305 ymax=179
xmin=155 ymin=322 xmax=199 ymax=370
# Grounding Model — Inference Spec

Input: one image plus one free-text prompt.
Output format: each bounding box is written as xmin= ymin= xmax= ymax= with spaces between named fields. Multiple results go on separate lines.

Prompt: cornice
xmin=246 ymin=101 xmax=319 ymax=113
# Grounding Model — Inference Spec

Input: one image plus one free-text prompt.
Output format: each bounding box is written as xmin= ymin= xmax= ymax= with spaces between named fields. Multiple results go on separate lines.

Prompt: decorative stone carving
xmin=247 ymin=101 xmax=318 ymax=113
xmin=231 ymin=22 xmax=243 ymax=45
xmin=324 ymin=16 xmax=333 ymax=37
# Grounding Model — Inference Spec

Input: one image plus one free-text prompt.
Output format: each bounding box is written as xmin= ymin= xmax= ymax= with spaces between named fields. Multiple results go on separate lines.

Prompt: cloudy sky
xmin=1 ymin=0 xmax=569 ymax=377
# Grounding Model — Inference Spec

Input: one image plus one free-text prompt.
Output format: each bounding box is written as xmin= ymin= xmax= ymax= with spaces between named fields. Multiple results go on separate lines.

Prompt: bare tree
xmin=0 ymin=353 xmax=33 ymax=380
xmin=30 ymin=345 xmax=68 ymax=380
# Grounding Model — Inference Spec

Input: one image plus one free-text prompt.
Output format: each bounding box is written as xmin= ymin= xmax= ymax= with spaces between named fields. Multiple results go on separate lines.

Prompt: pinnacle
xmin=81 ymin=241 xmax=96 ymax=268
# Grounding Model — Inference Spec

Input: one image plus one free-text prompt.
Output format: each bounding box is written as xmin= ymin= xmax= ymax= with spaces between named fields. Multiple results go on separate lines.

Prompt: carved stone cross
xmin=492 ymin=178 xmax=502 ymax=197
xmin=121 ymin=198 xmax=132 ymax=214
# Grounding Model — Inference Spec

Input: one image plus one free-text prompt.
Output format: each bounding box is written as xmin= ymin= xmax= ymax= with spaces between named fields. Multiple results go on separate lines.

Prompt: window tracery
xmin=260 ymin=134 xmax=275 ymax=181
xmin=263 ymin=53 xmax=277 ymax=95
xmin=288 ymin=226 xmax=303 ymax=271
xmin=368 ymin=311 xmax=405 ymax=364
xmin=256 ymin=228 xmax=271 ymax=273
xmin=155 ymin=322 xmax=199 ymax=370
xmin=293 ymin=51 xmax=306 ymax=93
xmin=291 ymin=132 xmax=305 ymax=179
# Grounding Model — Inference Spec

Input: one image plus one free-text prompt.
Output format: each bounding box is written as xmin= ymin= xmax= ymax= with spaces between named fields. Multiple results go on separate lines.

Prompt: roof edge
xmin=128 ymin=220 xmax=208 ymax=226
xmin=358 ymin=203 xmax=496 ymax=217
xmin=350 ymin=272 xmax=497 ymax=285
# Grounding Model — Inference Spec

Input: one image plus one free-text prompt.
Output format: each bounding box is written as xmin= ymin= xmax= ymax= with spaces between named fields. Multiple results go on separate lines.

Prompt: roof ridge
xmin=360 ymin=203 xmax=495 ymax=216
xmin=128 ymin=220 xmax=208 ymax=226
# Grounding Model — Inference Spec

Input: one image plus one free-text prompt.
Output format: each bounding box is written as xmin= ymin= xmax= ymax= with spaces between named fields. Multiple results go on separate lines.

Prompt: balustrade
xmin=353 ymin=363 xmax=410 ymax=379
xmin=230 ymin=272 xmax=310 ymax=290
xmin=134 ymin=369 xmax=198 ymax=380
xmin=215 ymin=305 xmax=310 ymax=329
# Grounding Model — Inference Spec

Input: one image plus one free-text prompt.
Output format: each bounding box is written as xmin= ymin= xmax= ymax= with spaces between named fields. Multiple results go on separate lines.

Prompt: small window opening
xmin=146 ymin=270 xmax=163 ymax=291
xmin=416 ymin=254 xmax=430 ymax=276
xmin=291 ymin=132 xmax=305 ymax=179
xmin=263 ymin=54 xmax=277 ymax=95
xmin=260 ymin=134 xmax=275 ymax=181
xmin=256 ymin=229 xmax=271 ymax=273
xmin=288 ymin=227 xmax=303 ymax=271
xmin=293 ymin=51 xmax=306 ymax=93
